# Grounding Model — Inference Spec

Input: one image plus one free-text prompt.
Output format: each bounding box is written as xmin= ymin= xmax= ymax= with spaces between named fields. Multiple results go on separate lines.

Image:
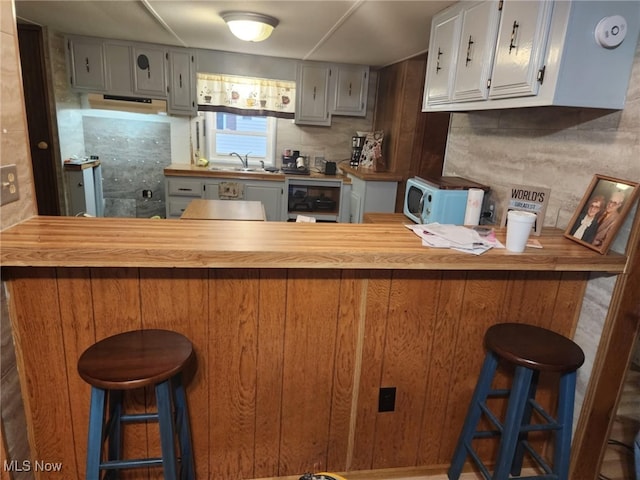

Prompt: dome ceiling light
xmin=221 ymin=11 xmax=279 ymax=42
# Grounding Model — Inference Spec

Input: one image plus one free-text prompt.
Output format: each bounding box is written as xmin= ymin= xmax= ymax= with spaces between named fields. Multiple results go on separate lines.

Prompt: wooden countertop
xmin=164 ymin=163 xmax=351 ymax=184
xmin=181 ymin=199 xmax=266 ymax=221
xmin=338 ymin=162 xmax=404 ymax=182
xmin=0 ymin=216 xmax=626 ymax=272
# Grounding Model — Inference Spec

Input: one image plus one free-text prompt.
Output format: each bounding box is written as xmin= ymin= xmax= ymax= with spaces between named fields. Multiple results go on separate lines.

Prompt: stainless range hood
xmin=85 ymin=93 xmax=167 ymax=115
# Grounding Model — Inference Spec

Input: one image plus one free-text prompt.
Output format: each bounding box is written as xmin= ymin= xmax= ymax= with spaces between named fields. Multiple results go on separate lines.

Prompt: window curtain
xmin=197 ymin=73 xmax=295 ymax=119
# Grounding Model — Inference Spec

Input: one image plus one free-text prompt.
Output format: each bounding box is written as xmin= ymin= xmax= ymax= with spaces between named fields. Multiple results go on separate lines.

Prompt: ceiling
xmin=14 ymin=0 xmax=455 ymax=68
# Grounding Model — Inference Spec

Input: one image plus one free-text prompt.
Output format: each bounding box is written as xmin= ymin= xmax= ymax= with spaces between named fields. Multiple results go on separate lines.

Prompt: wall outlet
xmin=378 ymin=387 xmax=396 ymax=412
xmin=1 ymin=164 xmax=20 ymax=205
xmin=142 ymin=189 xmax=153 ymax=199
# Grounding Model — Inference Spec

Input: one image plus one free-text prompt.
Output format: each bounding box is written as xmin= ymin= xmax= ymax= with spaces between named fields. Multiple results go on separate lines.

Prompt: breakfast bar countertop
xmin=0 ymin=216 xmax=626 ymax=272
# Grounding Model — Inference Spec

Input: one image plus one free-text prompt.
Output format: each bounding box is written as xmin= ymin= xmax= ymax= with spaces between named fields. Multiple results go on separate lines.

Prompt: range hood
xmin=85 ymin=93 xmax=167 ymax=115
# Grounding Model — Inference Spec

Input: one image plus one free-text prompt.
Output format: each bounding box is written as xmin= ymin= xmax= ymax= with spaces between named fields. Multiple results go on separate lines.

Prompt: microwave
xmin=403 ymin=177 xmax=469 ymax=224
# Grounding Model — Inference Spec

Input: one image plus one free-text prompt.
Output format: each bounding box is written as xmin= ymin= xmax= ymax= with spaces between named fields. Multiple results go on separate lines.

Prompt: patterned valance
xmin=197 ymin=73 xmax=295 ymax=119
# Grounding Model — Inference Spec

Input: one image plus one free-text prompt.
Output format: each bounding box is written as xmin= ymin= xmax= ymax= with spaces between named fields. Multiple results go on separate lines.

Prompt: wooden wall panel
xmin=372 ymin=271 xmax=442 ymax=468
xmin=6 ymin=268 xmax=74 ymax=480
xmin=278 ymin=270 xmax=342 ymax=475
xmin=254 ymin=270 xmax=288 ymax=478
xmin=139 ymin=269 xmax=209 ymax=480
xmin=208 ymin=269 xmax=260 ymax=479
xmin=57 ymin=268 xmax=95 ymax=478
xmin=327 ymin=271 xmax=366 ymax=471
xmin=437 ymin=272 xmax=511 ymax=464
xmin=417 ymin=271 xmax=467 ymax=465
xmin=351 ymin=271 xmax=392 ymax=470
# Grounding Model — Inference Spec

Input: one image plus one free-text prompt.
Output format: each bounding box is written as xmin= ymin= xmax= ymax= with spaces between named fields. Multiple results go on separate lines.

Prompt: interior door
xmin=17 ymin=24 xmax=61 ymax=215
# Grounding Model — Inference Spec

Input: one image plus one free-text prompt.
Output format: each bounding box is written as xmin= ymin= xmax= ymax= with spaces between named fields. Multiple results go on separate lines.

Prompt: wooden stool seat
xmin=78 ymin=329 xmax=194 ymax=390
xmin=78 ymin=329 xmax=195 ymax=480
xmin=449 ymin=323 xmax=585 ymax=480
xmin=485 ymin=323 xmax=585 ymax=373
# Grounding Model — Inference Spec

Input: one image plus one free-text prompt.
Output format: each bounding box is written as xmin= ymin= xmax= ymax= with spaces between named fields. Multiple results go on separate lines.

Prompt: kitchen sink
xmin=209 ymin=166 xmax=280 ymax=174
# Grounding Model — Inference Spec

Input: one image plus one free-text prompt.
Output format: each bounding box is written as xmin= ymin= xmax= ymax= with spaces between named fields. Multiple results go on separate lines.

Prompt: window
xmin=200 ymin=111 xmax=276 ymax=168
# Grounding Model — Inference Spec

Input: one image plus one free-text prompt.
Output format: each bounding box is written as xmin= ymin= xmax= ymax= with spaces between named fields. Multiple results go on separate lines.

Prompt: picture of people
xmin=564 ymin=175 xmax=639 ymax=254
xmin=569 ymin=195 xmax=604 ymax=243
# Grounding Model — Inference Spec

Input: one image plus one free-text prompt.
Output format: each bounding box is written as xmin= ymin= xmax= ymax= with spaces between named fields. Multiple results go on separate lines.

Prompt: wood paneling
xmin=4 ymin=266 xmax=589 ymax=479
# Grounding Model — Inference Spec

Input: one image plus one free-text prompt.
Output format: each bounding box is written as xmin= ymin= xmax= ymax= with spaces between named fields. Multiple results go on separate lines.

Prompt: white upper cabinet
xmin=295 ymin=63 xmax=331 ymax=126
xmin=104 ymin=41 xmax=133 ymax=95
xmin=167 ymin=48 xmax=196 ymax=116
xmin=453 ymin=1 xmax=501 ymax=102
xmin=330 ymin=64 xmax=369 ymax=117
xmin=66 ymin=37 xmax=106 ymax=91
xmin=133 ymin=45 xmax=167 ymax=98
xmin=423 ymin=5 xmax=463 ymax=106
xmin=489 ymin=1 xmax=553 ymax=99
xmin=423 ymin=0 xmax=640 ymax=111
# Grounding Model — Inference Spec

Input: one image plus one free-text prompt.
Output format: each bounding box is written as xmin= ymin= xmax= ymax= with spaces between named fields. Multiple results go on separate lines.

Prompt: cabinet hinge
xmin=487 ymin=78 xmax=491 ymax=89
xmin=67 ymin=39 xmax=71 ymax=51
xmin=537 ymin=65 xmax=546 ymax=84
xmin=498 ymin=0 xmax=503 ymax=11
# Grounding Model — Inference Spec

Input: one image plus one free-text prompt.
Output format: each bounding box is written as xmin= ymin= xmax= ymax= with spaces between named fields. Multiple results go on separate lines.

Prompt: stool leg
xmin=86 ymin=387 xmax=107 ymax=480
xmin=493 ymin=365 xmax=533 ymax=480
xmin=553 ymin=371 xmax=577 ymax=480
xmin=104 ymin=390 xmax=123 ymax=480
xmin=448 ymin=351 xmax=499 ymax=480
xmin=510 ymin=370 xmax=539 ymax=476
xmin=156 ymin=380 xmax=178 ymax=480
xmin=172 ymin=374 xmax=195 ymax=480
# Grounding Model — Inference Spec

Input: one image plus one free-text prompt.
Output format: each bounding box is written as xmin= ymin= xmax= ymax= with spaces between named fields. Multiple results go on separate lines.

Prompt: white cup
xmin=506 ymin=211 xmax=537 ymax=252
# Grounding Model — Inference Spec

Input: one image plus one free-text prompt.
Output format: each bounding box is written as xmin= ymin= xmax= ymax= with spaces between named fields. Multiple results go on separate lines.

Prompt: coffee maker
xmin=350 ymin=136 xmax=366 ymax=166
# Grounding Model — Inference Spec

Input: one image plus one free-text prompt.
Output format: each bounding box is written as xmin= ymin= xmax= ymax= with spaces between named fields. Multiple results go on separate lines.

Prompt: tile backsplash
xmin=83 ymin=116 xmax=170 ymax=218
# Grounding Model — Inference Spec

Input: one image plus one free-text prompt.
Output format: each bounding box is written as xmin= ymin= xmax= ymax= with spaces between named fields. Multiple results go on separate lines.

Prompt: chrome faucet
xmin=230 ymin=152 xmax=250 ymax=170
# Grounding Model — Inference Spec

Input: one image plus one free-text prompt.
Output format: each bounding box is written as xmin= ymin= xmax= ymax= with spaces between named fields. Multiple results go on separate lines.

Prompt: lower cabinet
xmin=348 ymin=175 xmax=398 ymax=223
xmin=165 ymin=175 xmax=284 ymax=221
xmin=203 ymin=180 xmax=283 ymax=221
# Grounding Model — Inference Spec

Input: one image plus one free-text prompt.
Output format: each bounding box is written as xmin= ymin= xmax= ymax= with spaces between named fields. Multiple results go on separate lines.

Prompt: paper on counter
xmin=405 ymin=223 xmax=504 ymax=255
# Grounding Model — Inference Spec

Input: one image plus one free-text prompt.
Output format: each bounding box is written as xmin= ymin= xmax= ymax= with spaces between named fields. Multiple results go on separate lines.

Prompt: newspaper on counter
xmin=405 ymin=223 xmax=504 ymax=255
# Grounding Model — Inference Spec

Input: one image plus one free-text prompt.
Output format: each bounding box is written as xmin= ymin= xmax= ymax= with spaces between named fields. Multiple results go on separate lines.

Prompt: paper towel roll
xmin=464 ymin=188 xmax=485 ymax=225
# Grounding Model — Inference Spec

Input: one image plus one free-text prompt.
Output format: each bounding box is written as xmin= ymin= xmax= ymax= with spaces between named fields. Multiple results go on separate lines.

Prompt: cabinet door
xmin=423 ymin=5 xmax=463 ymax=106
xmin=295 ymin=64 xmax=331 ymax=126
xmin=168 ymin=49 xmax=196 ymax=116
xmin=104 ymin=42 xmax=133 ymax=95
xmin=453 ymin=1 xmax=501 ymax=102
xmin=489 ymin=0 xmax=553 ymax=99
xmin=350 ymin=190 xmax=363 ymax=224
xmin=331 ymin=65 xmax=369 ymax=116
xmin=133 ymin=45 xmax=167 ymax=98
xmin=67 ymin=37 xmax=106 ymax=91
xmin=246 ymin=184 xmax=283 ymax=221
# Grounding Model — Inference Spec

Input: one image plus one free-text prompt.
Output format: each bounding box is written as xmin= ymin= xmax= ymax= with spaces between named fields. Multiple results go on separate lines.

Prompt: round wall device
xmin=595 ymin=15 xmax=627 ymax=48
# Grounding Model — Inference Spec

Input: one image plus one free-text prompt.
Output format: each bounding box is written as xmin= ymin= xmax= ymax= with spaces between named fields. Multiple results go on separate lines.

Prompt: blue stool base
xmin=85 ymin=373 xmax=195 ymax=480
xmin=448 ymin=352 xmax=576 ymax=480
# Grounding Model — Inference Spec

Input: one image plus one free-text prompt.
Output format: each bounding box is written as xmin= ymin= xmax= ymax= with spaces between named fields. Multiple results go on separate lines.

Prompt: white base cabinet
xmin=348 ymin=175 xmax=398 ymax=223
xmin=423 ymin=0 xmax=640 ymax=111
xmin=165 ymin=176 xmax=284 ymax=221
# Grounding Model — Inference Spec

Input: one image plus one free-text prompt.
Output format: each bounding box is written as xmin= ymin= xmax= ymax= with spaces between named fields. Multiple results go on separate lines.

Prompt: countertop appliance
xmin=403 ymin=176 xmax=489 ymax=224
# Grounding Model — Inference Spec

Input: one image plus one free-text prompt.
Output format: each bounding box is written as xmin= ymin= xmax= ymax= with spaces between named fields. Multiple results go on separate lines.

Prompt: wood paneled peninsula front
xmin=1 ymin=217 xmax=626 ymax=480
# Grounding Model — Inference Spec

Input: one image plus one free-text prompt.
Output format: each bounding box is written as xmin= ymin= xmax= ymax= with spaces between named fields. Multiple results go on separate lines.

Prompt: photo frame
xmin=564 ymin=174 xmax=639 ymax=254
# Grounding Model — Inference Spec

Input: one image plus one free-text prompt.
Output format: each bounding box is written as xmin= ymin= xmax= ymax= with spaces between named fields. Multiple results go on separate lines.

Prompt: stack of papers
xmin=405 ymin=223 xmax=504 ymax=255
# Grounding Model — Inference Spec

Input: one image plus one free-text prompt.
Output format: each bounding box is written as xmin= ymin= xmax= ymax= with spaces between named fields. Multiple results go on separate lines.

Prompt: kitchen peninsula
xmin=0 ymin=216 xmax=627 ymax=480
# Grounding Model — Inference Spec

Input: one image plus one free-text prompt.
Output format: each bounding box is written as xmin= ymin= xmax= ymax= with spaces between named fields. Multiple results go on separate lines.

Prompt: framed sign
xmin=564 ymin=174 xmax=639 ymax=254
xmin=500 ymin=184 xmax=550 ymax=236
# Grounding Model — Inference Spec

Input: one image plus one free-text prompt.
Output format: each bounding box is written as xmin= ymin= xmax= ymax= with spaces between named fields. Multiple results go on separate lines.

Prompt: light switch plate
xmin=1 ymin=164 xmax=20 ymax=205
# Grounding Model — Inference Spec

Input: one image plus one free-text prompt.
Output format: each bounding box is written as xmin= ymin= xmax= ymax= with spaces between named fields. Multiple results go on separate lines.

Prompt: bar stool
xmin=78 ymin=329 xmax=195 ymax=480
xmin=448 ymin=323 xmax=585 ymax=480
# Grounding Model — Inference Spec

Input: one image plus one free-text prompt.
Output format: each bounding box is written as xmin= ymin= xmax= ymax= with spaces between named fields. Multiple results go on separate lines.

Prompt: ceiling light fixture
xmin=221 ymin=12 xmax=279 ymax=42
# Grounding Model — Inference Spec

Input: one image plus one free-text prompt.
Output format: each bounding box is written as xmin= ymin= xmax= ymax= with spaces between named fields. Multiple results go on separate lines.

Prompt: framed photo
xmin=564 ymin=174 xmax=639 ymax=254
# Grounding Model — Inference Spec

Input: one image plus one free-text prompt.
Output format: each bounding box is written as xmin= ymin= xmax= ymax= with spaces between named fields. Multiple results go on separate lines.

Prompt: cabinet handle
xmin=509 ymin=20 xmax=519 ymax=54
xmin=313 ymin=86 xmax=316 ymax=100
xmin=348 ymin=82 xmax=352 ymax=96
xmin=465 ymin=36 xmax=474 ymax=66
xmin=435 ymin=48 xmax=443 ymax=73
xmin=85 ymin=57 xmax=90 ymax=73
xmin=179 ymin=73 xmax=183 ymax=88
